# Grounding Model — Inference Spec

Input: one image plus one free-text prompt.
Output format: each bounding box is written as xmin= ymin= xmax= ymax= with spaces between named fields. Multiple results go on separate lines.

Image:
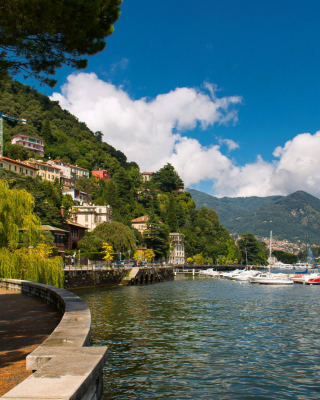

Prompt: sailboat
xmin=249 ymin=231 xmax=294 ymax=285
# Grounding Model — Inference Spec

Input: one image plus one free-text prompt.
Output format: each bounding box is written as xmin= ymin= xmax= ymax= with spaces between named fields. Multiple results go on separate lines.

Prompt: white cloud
xmin=218 ymin=138 xmax=239 ymax=151
xmin=51 ymin=73 xmax=320 ymax=198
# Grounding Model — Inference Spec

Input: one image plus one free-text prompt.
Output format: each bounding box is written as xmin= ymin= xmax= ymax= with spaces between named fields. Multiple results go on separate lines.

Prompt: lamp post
xmin=0 ymin=112 xmax=27 ymax=157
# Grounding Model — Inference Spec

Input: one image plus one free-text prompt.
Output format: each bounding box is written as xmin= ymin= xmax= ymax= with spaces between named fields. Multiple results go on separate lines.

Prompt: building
xmin=63 ymin=189 xmax=88 ymax=205
xmin=26 ymin=159 xmax=62 ymax=182
xmin=70 ymin=164 xmax=89 ymax=180
xmin=66 ymin=219 xmax=88 ymax=250
xmin=0 ymin=156 xmax=38 ymax=177
xmin=11 ymin=134 xmax=44 ymax=156
xmin=71 ymin=205 xmax=113 ymax=231
xmin=42 ymin=225 xmax=68 ymax=255
xmin=142 ymin=172 xmax=153 ymax=182
xmin=168 ymin=232 xmax=185 ymax=265
xmin=47 ymin=160 xmax=89 ymax=188
xmin=92 ymin=170 xmax=111 ymax=181
xmin=131 ymin=216 xmax=149 ymax=234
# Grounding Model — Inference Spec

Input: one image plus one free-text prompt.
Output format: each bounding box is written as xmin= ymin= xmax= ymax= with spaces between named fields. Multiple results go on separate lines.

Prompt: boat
xmin=231 ymin=269 xmax=260 ymax=281
xmin=292 ymin=242 xmax=320 ymax=284
xmin=198 ymin=268 xmax=220 ymax=277
xmin=249 ymin=232 xmax=294 ymax=285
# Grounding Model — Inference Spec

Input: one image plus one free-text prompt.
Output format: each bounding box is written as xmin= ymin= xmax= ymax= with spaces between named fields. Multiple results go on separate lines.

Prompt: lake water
xmin=77 ymin=275 xmax=320 ymax=399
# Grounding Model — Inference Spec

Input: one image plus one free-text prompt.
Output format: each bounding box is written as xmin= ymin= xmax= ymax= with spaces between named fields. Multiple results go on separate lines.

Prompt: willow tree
xmin=0 ymin=180 xmax=41 ymax=249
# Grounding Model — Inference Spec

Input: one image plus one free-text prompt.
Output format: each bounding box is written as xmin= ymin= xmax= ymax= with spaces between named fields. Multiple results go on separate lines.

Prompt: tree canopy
xmin=0 ymin=180 xmax=41 ymax=249
xmin=237 ymin=233 xmax=268 ymax=265
xmin=0 ymin=0 xmax=122 ymax=86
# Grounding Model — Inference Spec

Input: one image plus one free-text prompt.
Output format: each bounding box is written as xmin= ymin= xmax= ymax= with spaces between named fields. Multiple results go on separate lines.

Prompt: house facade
xmin=11 ymin=134 xmax=44 ymax=156
xmin=131 ymin=216 xmax=149 ymax=234
xmin=66 ymin=219 xmax=88 ymax=250
xmin=142 ymin=172 xmax=153 ymax=182
xmin=168 ymin=232 xmax=185 ymax=265
xmin=63 ymin=189 xmax=88 ymax=205
xmin=71 ymin=205 xmax=113 ymax=231
xmin=47 ymin=160 xmax=89 ymax=188
xmin=0 ymin=156 xmax=38 ymax=177
xmin=26 ymin=159 xmax=61 ymax=182
xmin=92 ymin=170 xmax=111 ymax=181
xmin=42 ymin=225 xmax=68 ymax=255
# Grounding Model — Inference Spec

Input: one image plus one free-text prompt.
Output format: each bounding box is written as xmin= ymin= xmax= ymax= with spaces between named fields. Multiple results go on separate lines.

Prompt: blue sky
xmin=23 ymin=0 xmax=320 ymax=198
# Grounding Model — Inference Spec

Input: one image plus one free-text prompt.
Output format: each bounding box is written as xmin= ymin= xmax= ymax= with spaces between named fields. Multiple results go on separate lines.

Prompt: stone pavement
xmin=0 ymin=288 xmax=61 ymax=397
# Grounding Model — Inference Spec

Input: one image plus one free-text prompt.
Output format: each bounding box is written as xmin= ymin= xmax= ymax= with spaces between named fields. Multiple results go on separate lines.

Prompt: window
xmin=0 ymin=163 xmax=3 ymax=168
xmin=8 ymin=164 xmax=11 ymax=170
xmin=85 ymin=215 xmax=88 ymax=222
xmin=14 ymin=166 xmax=17 ymax=171
xmin=19 ymin=167 xmax=23 ymax=173
xmin=30 ymin=171 xmax=33 ymax=176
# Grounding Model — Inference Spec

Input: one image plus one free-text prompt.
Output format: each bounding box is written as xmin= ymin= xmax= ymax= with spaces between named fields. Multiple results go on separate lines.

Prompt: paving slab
xmin=0 ymin=288 xmax=61 ymax=397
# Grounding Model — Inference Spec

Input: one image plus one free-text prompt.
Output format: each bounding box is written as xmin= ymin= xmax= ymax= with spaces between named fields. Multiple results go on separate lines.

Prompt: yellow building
xmin=26 ymin=159 xmax=62 ymax=182
xmin=0 ymin=157 xmax=38 ymax=177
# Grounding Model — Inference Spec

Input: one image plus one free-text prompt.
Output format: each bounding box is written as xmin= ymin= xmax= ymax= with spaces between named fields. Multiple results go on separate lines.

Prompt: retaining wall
xmin=64 ymin=266 xmax=175 ymax=289
xmin=0 ymin=279 xmax=108 ymax=400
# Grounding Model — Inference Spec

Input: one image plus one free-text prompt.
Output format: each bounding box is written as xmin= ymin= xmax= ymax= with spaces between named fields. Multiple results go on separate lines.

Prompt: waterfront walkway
xmin=0 ymin=288 xmax=61 ymax=396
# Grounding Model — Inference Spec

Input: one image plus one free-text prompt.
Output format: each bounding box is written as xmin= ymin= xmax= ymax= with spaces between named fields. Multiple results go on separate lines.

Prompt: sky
xmin=23 ymin=0 xmax=320 ymax=198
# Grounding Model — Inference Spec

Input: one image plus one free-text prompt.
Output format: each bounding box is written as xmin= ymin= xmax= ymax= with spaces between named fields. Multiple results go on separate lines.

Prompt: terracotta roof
xmin=0 ymin=157 xmax=38 ymax=170
xmin=68 ymin=164 xmax=89 ymax=171
xmin=131 ymin=216 xmax=149 ymax=223
xmin=142 ymin=172 xmax=154 ymax=175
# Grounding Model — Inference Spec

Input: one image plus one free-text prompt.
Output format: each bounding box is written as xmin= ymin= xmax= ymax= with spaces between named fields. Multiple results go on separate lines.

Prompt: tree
xmin=0 ymin=0 xmax=122 ymax=86
xmin=152 ymin=163 xmax=184 ymax=193
xmin=166 ymin=195 xmax=177 ymax=232
xmin=91 ymin=221 xmax=136 ymax=254
xmin=144 ymin=249 xmax=155 ymax=262
xmin=237 ymin=233 xmax=268 ymax=265
xmin=102 ymin=242 xmax=114 ymax=261
xmin=0 ymin=180 xmax=41 ymax=249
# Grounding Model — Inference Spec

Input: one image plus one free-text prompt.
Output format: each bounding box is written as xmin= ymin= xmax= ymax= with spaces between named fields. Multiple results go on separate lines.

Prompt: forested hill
xmin=187 ymin=188 xmax=281 ymax=221
xmin=188 ymin=189 xmax=320 ymax=244
xmin=0 ymin=79 xmax=243 ymax=264
xmin=0 ymin=79 xmax=135 ymax=174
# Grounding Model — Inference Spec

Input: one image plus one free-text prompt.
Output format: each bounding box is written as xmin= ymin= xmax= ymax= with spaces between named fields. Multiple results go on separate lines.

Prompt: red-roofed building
xmin=131 ymin=216 xmax=149 ymax=234
xmin=0 ymin=156 xmax=38 ymax=177
xmin=92 ymin=169 xmax=111 ymax=181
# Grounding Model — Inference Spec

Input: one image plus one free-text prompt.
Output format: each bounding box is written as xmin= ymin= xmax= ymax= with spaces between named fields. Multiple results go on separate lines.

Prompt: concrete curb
xmin=0 ymin=279 xmax=108 ymax=400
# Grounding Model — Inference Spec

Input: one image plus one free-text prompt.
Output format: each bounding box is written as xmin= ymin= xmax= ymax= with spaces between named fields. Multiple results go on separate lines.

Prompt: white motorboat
xmin=198 ymin=268 xmax=220 ymax=277
xmin=231 ymin=269 xmax=260 ymax=281
xmin=249 ymin=273 xmax=294 ymax=285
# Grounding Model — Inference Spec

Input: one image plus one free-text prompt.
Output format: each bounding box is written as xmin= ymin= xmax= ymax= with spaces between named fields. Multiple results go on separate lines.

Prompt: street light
xmin=0 ymin=112 xmax=27 ymax=157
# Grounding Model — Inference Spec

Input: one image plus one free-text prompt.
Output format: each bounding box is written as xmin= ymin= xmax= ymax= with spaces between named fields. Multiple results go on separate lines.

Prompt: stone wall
xmin=0 ymin=279 xmax=108 ymax=400
xmin=64 ymin=267 xmax=175 ymax=289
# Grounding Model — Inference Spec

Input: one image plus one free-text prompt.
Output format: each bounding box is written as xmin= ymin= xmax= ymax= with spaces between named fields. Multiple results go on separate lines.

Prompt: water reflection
xmin=77 ymin=276 xmax=320 ymax=399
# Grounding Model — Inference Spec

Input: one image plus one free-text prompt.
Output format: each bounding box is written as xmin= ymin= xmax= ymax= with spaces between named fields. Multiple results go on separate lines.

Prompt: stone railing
xmin=0 ymin=279 xmax=108 ymax=400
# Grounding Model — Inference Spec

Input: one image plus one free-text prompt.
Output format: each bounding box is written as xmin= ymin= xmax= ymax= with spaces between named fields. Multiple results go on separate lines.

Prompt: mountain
xmin=187 ymin=188 xmax=281 ymax=221
xmin=187 ymin=189 xmax=320 ymax=244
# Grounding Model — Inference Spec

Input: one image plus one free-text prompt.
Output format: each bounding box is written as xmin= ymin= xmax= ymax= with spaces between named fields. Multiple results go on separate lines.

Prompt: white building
xmin=63 ymin=189 xmax=88 ymax=205
xmin=71 ymin=205 xmax=113 ymax=231
xmin=169 ymin=232 xmax=185 ymax=265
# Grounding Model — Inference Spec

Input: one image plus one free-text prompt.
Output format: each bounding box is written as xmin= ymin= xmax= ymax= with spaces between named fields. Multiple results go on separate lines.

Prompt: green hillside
xmin=0 ymin=79 xmax=135 ymax=173
xmin=0 ymin=80 xmax=242 ymax=263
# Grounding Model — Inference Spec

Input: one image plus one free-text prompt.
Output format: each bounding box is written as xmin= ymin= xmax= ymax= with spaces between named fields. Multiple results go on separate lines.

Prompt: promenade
xmin=0 ymin=288 xmax=61 ymax=396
